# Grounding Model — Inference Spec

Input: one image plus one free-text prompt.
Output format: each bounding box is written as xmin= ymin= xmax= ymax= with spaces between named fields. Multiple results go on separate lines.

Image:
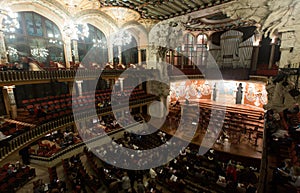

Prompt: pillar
xmin=0 ymin=31 xmax=8 ymax=64
xmin=3 ymin=85 xmax=17 ymax=119
xmin=251 ymin=45 xmax=260 ymax=72
xmin=108 ymin=42 xmax=114 ymax=63
xmin=119 ymin=78 xmax=124 ymax=92
xmin=48 ymin=166 xmax=57 ymax=182
xmin=268 ymin=37 xmax=276 ymax=69
xmin=72 ymin=40 xmax=79 ymax=63
xmin=138 ymin=48 xmax=142 ymax=64
xmin=68 ymin=81 xmax=75 ymax=96
xmin=118 ymin=45 xmax=122 ymax=64
xmin=63 ymin=36 xmax=72 ymax=69
xmin=76 ymin=80 xmax=83 ymax=97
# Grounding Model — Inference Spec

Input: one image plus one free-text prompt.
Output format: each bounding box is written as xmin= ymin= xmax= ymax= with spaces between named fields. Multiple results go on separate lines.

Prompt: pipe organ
xmin=220 ymin=30 xmax=243 ymax=68
xmin=208 ymin=30 xmax=255 ymax=69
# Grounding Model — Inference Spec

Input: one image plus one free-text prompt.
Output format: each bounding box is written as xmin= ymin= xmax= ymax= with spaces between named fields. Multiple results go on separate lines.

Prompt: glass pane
xmin=45 ymin=20 xmax=54 ymax=38
xmin=34 ymin=14 xmax=43 ymax=36
xmin=197 ymin=34 xmax=207 ymax=44
xmin=25 ymin=13 xmax=35 ymax=36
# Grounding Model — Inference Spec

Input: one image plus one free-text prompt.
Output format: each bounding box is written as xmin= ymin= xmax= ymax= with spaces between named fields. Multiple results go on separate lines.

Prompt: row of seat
xmin=0 ymin=163 xmax=36 ymax=193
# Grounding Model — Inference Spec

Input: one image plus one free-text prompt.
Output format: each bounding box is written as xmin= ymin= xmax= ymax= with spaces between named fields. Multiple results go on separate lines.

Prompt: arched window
xmin=196 ymin=34 xmax=208 ymax=46
xmin=4 ymin=12 xmax=64 ymax=66
xmin=182 ymin=33 xmax=195 ymax=66
xmin=112 ymin=31 xmax=138 ymax=66
xmin=76 ymin=24 xmax=108 ymax=64
xmin=195 ymin=34 xmax=208 ymax=67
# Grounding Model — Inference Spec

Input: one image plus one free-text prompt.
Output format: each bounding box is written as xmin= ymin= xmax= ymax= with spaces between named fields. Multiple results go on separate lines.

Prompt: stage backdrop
xmin=169 ymin=79 xmax=267 ymax=108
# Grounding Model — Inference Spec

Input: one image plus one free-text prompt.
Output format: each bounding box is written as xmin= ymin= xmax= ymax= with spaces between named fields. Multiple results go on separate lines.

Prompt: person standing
xmin=122 ymin=172 xmax=131 ymax=193
xmin=136 ymin=179 xmax=145 ymax=193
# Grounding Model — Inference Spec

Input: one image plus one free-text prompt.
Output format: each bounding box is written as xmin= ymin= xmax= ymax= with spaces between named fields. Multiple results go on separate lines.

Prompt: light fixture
xmin=100 ymin=7 xmax=140 ymax=27
xmin=92 ymin=38 xmax=107 ymax=48
xmin=31 ymin=48 xmax=49 ymax=61
xmin=111 ymin=29 xmax=132 ymax=46
xmin=1 ymin=8 xmax=19 ymax=33
xmin=63 ymin=21 xmax=89 ymax=40
xmin=7 ymin=46 xmax=18 ymax=59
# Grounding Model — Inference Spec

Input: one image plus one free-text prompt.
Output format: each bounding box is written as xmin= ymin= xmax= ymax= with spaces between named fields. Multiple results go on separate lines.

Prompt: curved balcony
xmin=0 ymin=96 xmax=157 ymax=162
xmin=29 ymin=122 xmax=141 ymax=167
xmin=0 ymin=69 xmax=159 ymax=85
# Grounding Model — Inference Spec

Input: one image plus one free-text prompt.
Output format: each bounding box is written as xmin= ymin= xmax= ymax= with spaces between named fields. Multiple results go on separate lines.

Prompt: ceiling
xmin=97 ymin=0 xmax=233 ymax=20
xmin=60 ymin=0 xmax=256 ymax=32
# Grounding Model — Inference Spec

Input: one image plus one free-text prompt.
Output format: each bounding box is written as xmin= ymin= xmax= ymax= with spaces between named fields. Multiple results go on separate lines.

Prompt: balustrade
xmin=0 ymin=97 xmax=156 ymax=162
xmin=0 ymin=69 xmax=158 ymax=85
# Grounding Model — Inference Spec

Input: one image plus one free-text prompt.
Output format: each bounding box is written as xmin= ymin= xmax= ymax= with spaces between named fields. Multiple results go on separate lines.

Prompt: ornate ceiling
xmin=183 ymin=12 xmax=257 ymax=32
xmin=97 ymin=0 xmax=233 ymax=20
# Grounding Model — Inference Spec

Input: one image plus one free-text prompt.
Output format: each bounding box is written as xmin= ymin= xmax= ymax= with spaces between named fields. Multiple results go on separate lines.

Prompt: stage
xmin=161 ymin=99 xmax=264 ymax=162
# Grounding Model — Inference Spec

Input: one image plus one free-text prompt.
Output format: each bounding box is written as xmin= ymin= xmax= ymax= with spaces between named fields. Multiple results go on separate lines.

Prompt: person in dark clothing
xmin=136 ymin=179 xmax=145 ymax=193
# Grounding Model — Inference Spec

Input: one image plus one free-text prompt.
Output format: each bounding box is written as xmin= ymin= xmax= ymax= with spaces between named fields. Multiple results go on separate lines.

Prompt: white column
xmin=119 ymin=78 xmax=124 ymax=92
xmin=3 ymin=85 xmax=17 ymax=119
xmin=118 ymin=45 xmax=122 ymax=64
xmin=76 ymin=80 xmax=83 ymax=97
xmin=107 ymin=43 xmax=114 ymax=63
xmin=138 ymin=48 xmax=142 ymax=64
xmin=63 ymin=36 xmax=72 ymax=69
xmin=0 ymin=31 xmax=8 ymax=64
xmin=72 ymin=40 xmax=79 ymax=63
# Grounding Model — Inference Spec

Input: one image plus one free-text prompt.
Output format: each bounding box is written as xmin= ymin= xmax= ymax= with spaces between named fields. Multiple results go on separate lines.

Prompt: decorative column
xmin=0 ymin=31 xmax=8 ymax=64
xmin=138 ymin=48 xmax=142 ymax=64
xmin=3 ymin=85 xmax=17 ymax=119
xmin=118 ymin=45 xmax=122 ymax=64
xmin=63 ymin=36 xmax=72 ymax=69
xmin=268 ymin=37 xmax=277 ymax=69
xmin=251 ymin=45 xmax=260 ymax=72
xmin=72 ymin=40 xmax=79 ymax=63
xmin=68 ymin=82 xmax=75 ymax=95
xmin=118 ymin=78 xmax=124 ymax=92
xmin=107 ymin=42 xmax=114 ymax=63
xmin=76 ymin=80 xmax=83 ymax=97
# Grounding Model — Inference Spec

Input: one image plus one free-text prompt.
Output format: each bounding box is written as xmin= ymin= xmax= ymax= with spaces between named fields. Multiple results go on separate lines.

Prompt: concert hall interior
xmin=0 ymin=0 xmax=299 ymax=193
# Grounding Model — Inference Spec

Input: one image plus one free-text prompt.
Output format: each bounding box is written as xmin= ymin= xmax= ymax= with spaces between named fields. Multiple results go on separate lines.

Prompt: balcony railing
xmin=0 ymin=69 xmax=159 ymax=84
xmin=29 ymin=122 xmax=141 ymax=167
xmin=0 ymin=97 xmax=157 ymax=162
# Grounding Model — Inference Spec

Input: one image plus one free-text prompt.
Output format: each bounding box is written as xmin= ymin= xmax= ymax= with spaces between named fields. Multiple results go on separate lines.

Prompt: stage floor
xmin=161 ymin=99 xmax=264 ymax=160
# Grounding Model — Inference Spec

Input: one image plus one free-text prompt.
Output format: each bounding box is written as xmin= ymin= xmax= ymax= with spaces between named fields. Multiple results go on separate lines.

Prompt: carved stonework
xmin=149 ymin=81 xmax=170 ymax=98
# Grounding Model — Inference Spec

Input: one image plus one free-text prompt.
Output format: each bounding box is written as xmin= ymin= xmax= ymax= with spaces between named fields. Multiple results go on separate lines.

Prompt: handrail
xmin=0 ymin=96 xmax=157 ymax=162
xmin=0 ymin=69 xmax=159 ymax=84
xmin=29 ymin=122 xmax=141 ymax=167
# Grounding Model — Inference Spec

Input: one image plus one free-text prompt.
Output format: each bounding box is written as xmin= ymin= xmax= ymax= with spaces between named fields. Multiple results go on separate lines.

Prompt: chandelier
xmin=1 ymin=8 xmax=19 ymax=33
xmin=111 ymin=29 xmax=132 ymax=46
xmin=31 ymin=48 xmax=49 ymax=61
xmin=7 ymin=46 xmax=17 ymax=56
xmin=92 ymin=38 xmax=107 ymax=48
xmin=63 ymin=21 xmax=89 ymax=40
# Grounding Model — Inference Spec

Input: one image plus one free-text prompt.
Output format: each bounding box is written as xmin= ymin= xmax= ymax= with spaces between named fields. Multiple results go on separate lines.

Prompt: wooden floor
xmin=161 ymin=99 xmax=264 ymax=162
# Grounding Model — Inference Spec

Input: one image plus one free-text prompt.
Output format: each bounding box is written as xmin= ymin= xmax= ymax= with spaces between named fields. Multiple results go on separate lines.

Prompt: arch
xmin=196 ymin=34 xmax=208 ymax=45
xmin=74 ymin=9 xmax=119 ymax=38
xmin=77 ymin=24 xmax=108 ymax=64
xmin=123 ymin=21 xmax=149 ymax=47
xmin=8 ymin=1 xmax=67 ymax=33
xmin=4 ymin=11 xmax=65 ymax=65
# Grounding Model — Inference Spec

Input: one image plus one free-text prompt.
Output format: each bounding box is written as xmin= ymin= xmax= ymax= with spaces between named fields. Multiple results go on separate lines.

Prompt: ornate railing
xmin=0 ymin=69 xmax=159 ymax=84
xmin=0 ymin=96 xmax=157 ymax=162
xmin=29 ymin=123 xmax=140 ymax=167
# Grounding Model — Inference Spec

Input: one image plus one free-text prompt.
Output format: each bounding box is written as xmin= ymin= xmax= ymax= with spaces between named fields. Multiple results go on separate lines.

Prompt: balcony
xmin=0 ymin=96 xmax=157 ymax=162
xmin=29 ymin=122 xmax=141 ymax=167
xmin=0 ymin=69 xmax=159 ymax=85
